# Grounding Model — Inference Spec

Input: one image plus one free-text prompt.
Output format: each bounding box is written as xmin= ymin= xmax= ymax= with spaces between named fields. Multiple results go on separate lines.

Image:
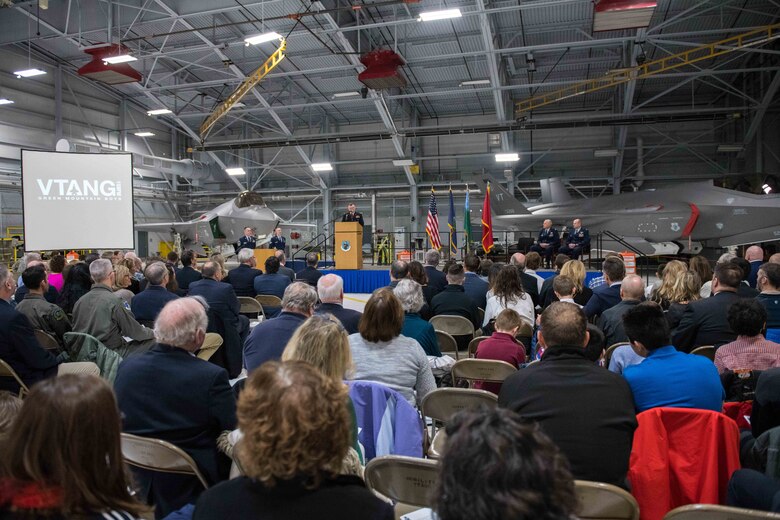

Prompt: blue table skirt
xmin=539 ymin=271 xmax=603 ymax=286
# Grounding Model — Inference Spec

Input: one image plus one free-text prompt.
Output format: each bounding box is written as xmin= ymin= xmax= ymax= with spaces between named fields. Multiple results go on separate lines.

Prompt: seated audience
xmin=689 ymin=255 xmax=713 ymax=298
xmin=509 ymin=253 xmax=540 ymax=306
xmin=0 ymin=374 xmax=146 ymax=519
xmin=167 ymin=251 xmax=180 ymax=271
xmin=484 ymin=265 xmax=534 ymax=328
xmin=72 ymin=259 xmax=156 ymax=356
xmin=16 ymin=264 xmax=72 ymax=348
xmin=244 ymin=282 xmax=318 ymax=372
xmin=714 ymin=299 xmax=780 ymax=374
xmin=558 ymin=258 xmax=592 ymax=307
xmin=184 ymin=261 xmax=250 ymax=344
xmin=498 ymin=302 xmax=637 ymax=486
xmin=540 ymin=254 xmax=571 ymax=307
xmin=123 ymin=256 xmax=143 ymax=294
xmin=424 ymin=249 xmax=447 ymax=293
xmin=47 ymin=254 xmax=66 ymax=292
xmin=745 ymin=245 xmax=764 ymax=288
xmin=433 ymin=408 xmax=577 ymax=520
xmin=394 ymin=279 xmax=441 ymax=357
xmin=13 ymin=260 xmax=59 ymax=305
xmin=673 ymin=262 xmax=742 ymax=351
xmin=623 ymin=302 xmax=724 ymax=413
xmin=56 ymin=261 xmax=93 ymax=315
xmin=478 ymin=258 xmax=493 ymax=280
xmin=751 ymin=367 xmax=780 ymax=440
xmin=665 ymin=270 xmax=702 ymax=333
xmin=583 ymin=256 xmax=625 ymax=318
xmin=223 ymin=248 xmax=262 ymax=297
xmin=731 ymin=257 xmax=760 ymax=298
xmin=599 ymin=274 xmax=645 ymax=348
xmin=131 ymin=261 xmax=180 ymax=325
xmin=588 ymin=252 xmax=622 ymax=290
xmin=175 ymin=250 xmax=202 ymax=294
xmin=193 ymin=361 xmax=392 ymax=520
xmin=431 ymin=264 xmax=480 ymax=330
xmin=523 ymin=251 xmax=545 ymax=293
xmin=474 ymin=309 xmax=526 ymax=394
xmin=584 ymin=323 xmax=607 ymax=364
xmin=348 ymin=289 xmax=435 ymax=407
xmin=315 ymin=274 xmax=362 ymax=334
xmin=757 ymin=262 xmax=780 ymax=330
xmin=463 ymin=254 xmax=489 ymax=310
xmin=274 ymin=250 xmax=296 ymax=282
xmin=727 ymin=469 xmax=780 ymax=514
xmin=208 ymin=253 xmax=226 ymax=279
xmin=407 ymin=261 xmax=436 ymax=311
xmin=700 ymin=252 xmax=735 ymax=298
xmin=0 ymin=391 xmax=22 ymax=443
xmin=295 ymin=252 xmax=322 ymax=287
xmin=115 ymin=298 xmax=236 ymax=517
xmin=253 ymin=256 xmax=292 ymax=310
xmin=552 ymin=275 xmax=579 ymax=307
xmin=650 ymin=260 xmax=687 ymax=309
xmin=772 ymin=253 xmax=780 ymax=264
xmin=386 ymin=259 xmax=408 ymax=289
xmin=111 ymin=264 xmax=135 ymax=305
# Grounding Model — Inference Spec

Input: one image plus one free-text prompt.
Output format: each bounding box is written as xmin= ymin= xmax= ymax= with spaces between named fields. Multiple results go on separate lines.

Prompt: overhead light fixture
xmin=311 ymin=163 xmax=333 ymax=172
xmin=14 ymin=68 xmax=46 ymax=78
xmin=459 ymin=79 xmax=491 ymax=87
xmin=245 ymin=32 xmax=283 ymax=46
xmin=332 ymin=91 xmax=360 ymax=98
xmin=717 ymin=144 xmax=744 ymax=153
xmin=0 ymin=98 xmax=14 ymax=105
xmin=495 ymin=153 xmax=519 ymax=162
xmin=147 ymin=108 xmax=172 ymax=116
xmin=225 ymin=167 xmax=246 ymax=176
xmin=134 ymin=131 xmax=155 ymax=137
xmin=763 ymin=183 xmax=772 ymax=194
xmin=594 ymin=149 xmax=619 ymax=158
xmin=103 ymin=54 xmax=137 ymax=64
xmin=419 ymin=8 xmax=462 ymax=21
xmin=393 ymin=159 xmax=415 ymax=167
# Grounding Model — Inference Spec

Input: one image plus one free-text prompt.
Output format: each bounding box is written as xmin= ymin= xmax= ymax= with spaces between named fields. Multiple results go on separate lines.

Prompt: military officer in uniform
xmin=236 ymin=227 xmax=256 ymax=252
xmin=529 ymin=219 xmax=560 ymax=266
xmin=559 ymin=219 xmax=590 ymax=260
xmin=269 ymin=227 xmax=286 ymax=251
xmin=341 ymin=203 xmax=365 ymax=227
xmin=16 ymin=264 xmax=72 ymax=349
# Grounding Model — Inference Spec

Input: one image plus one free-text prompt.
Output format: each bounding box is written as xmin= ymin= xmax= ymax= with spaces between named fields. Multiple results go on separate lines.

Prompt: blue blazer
xmin=223 ymin=264 xmax=263 ymax=297
xmin=176 ymin=266 xmax=202 ymax=293
xmin=583 ymin=282 xmax=623 ymax=318
xmin=424 ymin=266 xmax=447 ymax=294
xmin=463 ymin=272 xmax=489 ymax=310
xmin=316 ymin=303 xmax=362 ymax=334
xmin=131 ymin=285 xmax=180 ymax=323
xmin=0 ymin=299 xmax=59 ymax=392
xmin=188 ymin=278 xmax=241 ymax=333
xmin=244 ymin=311 xmax=307 ymax=372
xmin=253 ymin=273 xmax=291 ymax=300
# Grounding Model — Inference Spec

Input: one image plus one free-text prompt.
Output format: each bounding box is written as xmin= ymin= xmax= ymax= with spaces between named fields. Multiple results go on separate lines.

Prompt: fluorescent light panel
xmin=393 ymin=159 xmax=414 ymax=167
xmin=0 ymin=98 xmax=13 ymax=105
xmin=147 ymin=108 xmax=172 ymax=116
xmin=14 ymin=68 xmax=46 ymax=78
xmin=495 ymin=153 xmax=519 ymax=162
xmin=717 ymin=144 xmax=744 ymax=152
xmin=245 ymin=32 xmax=282 ymax=45
xmin=763 ymin=183 xmax=772 ymax=194
xmin=225 ymin=167 xmax=246 ymax=176
xmin=134 ymin=131 xmax=155 ymax=137
xmin=332 ymin=91 xmax=360 ymax=98
xmin=311 ymin=163 xmax=333 ymax=172
xmin=103 ymin=54 xmax=137 ymax=64
xmin=460 ymin=79 xmax=490 ymax=86
xmin=419 ymin=8 xmax=461 ymax=21
xmin=594 ymin=149 xmax=619 ymax=158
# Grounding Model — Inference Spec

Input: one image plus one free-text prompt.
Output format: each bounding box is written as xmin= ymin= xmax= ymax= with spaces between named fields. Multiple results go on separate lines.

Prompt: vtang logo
xmin=35 ymin=179 xmax=123 ymax=201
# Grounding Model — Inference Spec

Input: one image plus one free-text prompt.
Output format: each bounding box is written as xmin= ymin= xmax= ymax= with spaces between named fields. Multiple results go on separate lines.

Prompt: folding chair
xmin=575 ymin=480 xmax=640 ymax=520
xmin=467 ymin=336 xmax=490 ymax=358
xmin=255 ymin=295 xmax=282 ymax=318
xmin=604 ymin=342 xmax=630 ymax=369
xmin=477 ymin=307 xmax=485 ymax=325
xmin=0 ymin=358 xmax=29 ymax=398
xmin=364 ymin=455 xmax=438 ymax=515
xmin=691 ymin=345 xmax=715 ymax=362
xmin=663 ymin=504 xmax=780 ymax=519
xmin=34 ymin=329 xmax=61 ymax=353
xmin=435 ymin=330 xmax=459 ymax=360
xmin=450 ymin=358 xmax=517 ymax=388
xmin=421 ymin=388 xmax=497 ymax=458
xmin=120 ymin=433 xmax=210 ymax=490
xmin=430 ymin=315 xmax=475 ymax=340
xmin=237 ymin=296 xmax=262 ymax=320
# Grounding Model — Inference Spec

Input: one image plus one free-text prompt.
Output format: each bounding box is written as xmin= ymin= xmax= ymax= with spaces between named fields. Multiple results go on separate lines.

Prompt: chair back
xmin=430 ymin=315 xmax=475 ymax=338
xmin=435 ymin=330 xmax=459 ymax=360
xmin=364 ymin=455 xmax=438 ymax=508
xmin=477 ymin=307 xmax=485 ymax=325
xmin=34 ymin=330 xmax=60 ymax=353
xmin=421 ymin=387 xmax=498 ymax=424
xmin=237 ymin=296 xmax=262 ymax=319
xmin=663 ymin=504 xmax=780 ymax=519
xmin=690 ymin=345 xmax=715 ymax=361
xmin=604 ymin=342 xmax=630 ymax=368
xmin=451 ymin=358 xmax=517 ymax=385
xmin=120 ymin=433 xmax=210 ymax=489
xmin=0 ymin=359 xmax=29 ymax=398
xmin=575 ymin=480 xmax=640 ymax=520
xmin=467 ymin=335 xmax=490 ymax=358
xmin=255 ymin=294 xmax=282 ymax=308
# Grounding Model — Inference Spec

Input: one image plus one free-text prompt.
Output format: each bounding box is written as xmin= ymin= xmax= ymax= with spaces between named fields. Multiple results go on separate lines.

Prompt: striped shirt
xmin=714 ymin=335 xmax=780 ymax=374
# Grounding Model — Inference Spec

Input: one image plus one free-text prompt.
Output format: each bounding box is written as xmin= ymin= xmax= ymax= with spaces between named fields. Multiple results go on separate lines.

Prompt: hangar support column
xmin=410 ymin=184 xmax=419 ymax=233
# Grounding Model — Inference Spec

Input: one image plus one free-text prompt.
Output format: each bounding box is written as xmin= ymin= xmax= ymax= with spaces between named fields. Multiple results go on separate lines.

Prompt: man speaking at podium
xmin=341 ymin=203 xmax=364 ymax=227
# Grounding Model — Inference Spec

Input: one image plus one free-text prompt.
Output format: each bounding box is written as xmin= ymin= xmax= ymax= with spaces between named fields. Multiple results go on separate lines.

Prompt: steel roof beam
xmin=744 ymin=69 xmax=780 ymax=146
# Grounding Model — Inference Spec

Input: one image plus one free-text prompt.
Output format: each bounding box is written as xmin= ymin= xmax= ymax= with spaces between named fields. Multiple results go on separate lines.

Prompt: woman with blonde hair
xmin=556 ymin=259 xmax=593 ymax=307
xmin=651 ymin=260 xmax=689 ymax=310
xmin=665 ymin=270 xmax=702 ymax=332
xmin=112 ymin=264 xmax=135 ymax=305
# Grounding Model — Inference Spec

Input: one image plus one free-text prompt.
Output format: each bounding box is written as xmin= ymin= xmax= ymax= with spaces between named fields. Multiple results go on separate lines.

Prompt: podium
xmin=253 ymin=249 xmax=276 ymax=269
xmin=335 ymin=222 xmax=363 ymax=270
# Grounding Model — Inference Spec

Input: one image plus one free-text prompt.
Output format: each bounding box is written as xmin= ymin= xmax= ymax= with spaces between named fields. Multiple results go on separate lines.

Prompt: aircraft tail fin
xmin=481 ymin=177 xmax=531 ymax=216
xmin=540 ymin=177 xmax=572 ymax=204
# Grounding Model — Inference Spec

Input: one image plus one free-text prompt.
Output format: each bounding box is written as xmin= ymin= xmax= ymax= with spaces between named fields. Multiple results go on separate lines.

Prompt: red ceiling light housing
xmin=78 ymin=44 xmax=142 ymax=85
xmin=358 ymin=49 xmax=406 ymax=90
xmin=593 ymin=0 xmax=657 ymax=32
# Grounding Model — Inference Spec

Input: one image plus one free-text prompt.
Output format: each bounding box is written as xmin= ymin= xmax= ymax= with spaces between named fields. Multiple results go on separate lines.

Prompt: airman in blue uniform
xmin=269 ymin=227 xmax=286 ymax=251
xmin=236 ymin=227 xmax=256 ymax=252
xmin=529 ymin=219 xmax=560 ymax=265
xmin=559 ymin=218 xmax=590 ymax=260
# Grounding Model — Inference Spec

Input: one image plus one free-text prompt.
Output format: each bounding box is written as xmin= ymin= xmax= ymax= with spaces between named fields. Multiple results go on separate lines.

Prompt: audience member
xmin=0 ymin=374 xmax=146 ymax=518
xmin=746 ymin=245 xmax=765 ymax=288
xmin=192 ymin=362 xmax=393 ymax=520
xmin=175 ymin=250 xmax=202 ymax=294
xmin=599 ymin=274 xmax=645 ymax=348
xmin=253 ymin=256 xmax=292 ymax=311
xmin=432 ymin=408 xmax=577 ymax=520
xmin=274 ymin=250 xmax=296 ymax=282
xmin=552 ymin=275 xmax=578 ymax=306
xmin=499 ymin=302 xmax=636 ymax=486
xmin=540 ymin=254 xmax=571 ymax=307
xmin=185 ymin=261 xmax=250 ymax=346
xmin=47 ymin=254 xmax=66 ymax=292
xmin=394 ymin=279 xmax=441 ymax=357
xmin=650 ymin=260 xmax=687 ymax=309
xmin=757 ymin=262 xmax=780 ymax=330
xmin=583 ymin=256 xmax=625 ymax=318
xmin=223 ymin=248 xmax=263 ymax=297
xmin=111 ymin=263 xmax=135 ymax=305
xmin=244 ymin=282 xmax=318 ymax=371
xmin=750 ymin=368 xmax=780 ymax=441
xmin=771 ymin=252 xmax=780 ymax=264
xmin=475 ymin=309 xmax=526 ymax=394
xmin=478 ymin=258 xmax=493 ymax=280
xmin=165 ymin=263 xmax=184 ymax=296
xmin=462 ymin=254 xmax=489 ymax=310
xmin=407 ymin=260 xmax=436 ymax=310
xmin=731 ymin=257 xmax=760 ymax=298
xmin=700 ymin=252 xmax=735 ymax=297
xmin=0 ymin=391 xmax=22 ymax=444
xmin=131 ymin=261 xmax=180 ymax=325
xmin=431 ymin=264 xmax=481 ymax=332
xmin=83 ymin=252 xmax=100 ymax=265
xmin=424 ymin=249 xmax=447 ymax=293
xmin=623 ymin=302 xmax=724 ymax=413
xmin=71 ymin=259 xmax=155 ymax=356
xmin=315 ymin=274 xmax=362 ymax=333
xmin=484 ymin=265 xmax=534 ymax=328
xmin=665 ymin=270 xmax=702 ymax=333
xmin=16 ymin=264 xmax=72 ymax=348
xmin=523 ymin=251 xmax=545 ymax=293
xmin=296 ymin=252 xmax=323 ymax=287
xmin=115 ymin=298 xmax=236 ymax=517
xmin=689 ymin=255 xmax=713 ymax=297
xmin=714 ymin=299 xmax=780 ymax=374
xmin=584 ymin=323 xmax=607 ymax=364
xmin=348 ymin=289 xmax=435 ymax=407
xmin=167 ymin=251 xmax=180 ymax=271
xmin=588 ymin=252 xmax=622 ymax=290
xmin=55 ymin=261 xmax=92 ymax=315
xmin=645 ymin=263 xmax=666 ymax=300
xmin=726 ymin=469 xmax=780 ymax=514
xmin=509 ymin=253 xmax=540 ymax=306
xmin=387 ymin=259 xmax=408 ymax=289
xmin=13 ymin=260 xmax=59 ymax=305
xmin=123 ymin=256 xmax=143 ymax=293
xmin=208 ymin=253 xmax=226 ymax=279
xmin=559 ymin=258 xmax=593 ymax=306
xmin=673 ymin=262 xmax=742 ymax=351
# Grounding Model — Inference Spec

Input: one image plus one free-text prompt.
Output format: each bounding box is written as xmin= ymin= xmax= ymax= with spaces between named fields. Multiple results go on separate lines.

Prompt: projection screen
xmin=22 ymin=150 xmax=134 ymax=251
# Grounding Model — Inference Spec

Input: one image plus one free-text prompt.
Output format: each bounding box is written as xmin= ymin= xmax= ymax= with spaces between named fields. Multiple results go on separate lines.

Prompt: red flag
xmin=481 ymin=182 xmax=494 ymax=253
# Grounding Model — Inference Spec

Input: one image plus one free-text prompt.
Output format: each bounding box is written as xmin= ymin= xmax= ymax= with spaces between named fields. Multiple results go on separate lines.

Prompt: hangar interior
xmin=0 ymin=0 xmax=778 ymax=257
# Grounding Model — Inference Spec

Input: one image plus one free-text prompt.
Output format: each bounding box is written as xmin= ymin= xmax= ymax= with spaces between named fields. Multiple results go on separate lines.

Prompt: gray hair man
xmin=599 ymin=274 xmax=646 ymax=351
xmin=315 ymin=274 xmax=362 ymax=334
xmin=388 ymin=260 xmax=409 ymax=289
xmin=244 ymin=282 xmax=318 ymax=372
xmin=510 ymin=252 xmax=541 ymax=307
xmin=424 ymin=249 xmax=447 ymax=293
xmin=296 ymin=251 xmax=323 ymax=288
xmin=130 ymin=261 xmax=180 ymax=324
xmin=274 ymin=249 xmax=296 ymax=282
xmin=223 ymin=248 xmax=263 ymax=298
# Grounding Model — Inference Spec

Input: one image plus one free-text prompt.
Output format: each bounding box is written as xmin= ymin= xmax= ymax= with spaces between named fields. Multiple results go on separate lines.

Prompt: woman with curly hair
xmin=555 ymin=259 xmax=592 ymax=307
xmin=433 ymin=407 xmax=578 ymax=520
xmin=193 ymin=362 xmax=393 ymax=520
xmin=112 ymin=264 xmax=135 ymax=306
xmin=665 ymin=270 xmax=702 ymax=332
xmin=650 ymin=259 xmax=689 ymax=310
xmin=483 ymin=265 xmax=534 ymax=327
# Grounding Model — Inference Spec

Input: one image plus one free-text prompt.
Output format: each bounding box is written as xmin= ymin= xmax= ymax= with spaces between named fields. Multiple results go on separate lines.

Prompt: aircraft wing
xmin=718 ymin=226 xmax=780 ymax=247
xmin=134 ymin=221 xmax=196 ymax=237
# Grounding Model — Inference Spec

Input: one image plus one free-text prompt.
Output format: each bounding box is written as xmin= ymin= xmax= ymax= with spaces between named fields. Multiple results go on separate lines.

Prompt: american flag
xmin=426 ymin=188 xmax=442 ymax=250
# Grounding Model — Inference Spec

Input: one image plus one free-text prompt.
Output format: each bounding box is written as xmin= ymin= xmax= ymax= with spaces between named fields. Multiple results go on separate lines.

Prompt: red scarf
xmin=0 ymin=479 xmax=63 ymax=510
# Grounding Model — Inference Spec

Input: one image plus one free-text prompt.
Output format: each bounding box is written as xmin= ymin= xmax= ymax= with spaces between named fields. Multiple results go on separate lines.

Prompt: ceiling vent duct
xmin=593 ymin=0 xmax=657 ymax=32
xmin=77 ymin=44 xmax=142 ymax=85
xmin=358 ymin=49 xmax=407 ymax=90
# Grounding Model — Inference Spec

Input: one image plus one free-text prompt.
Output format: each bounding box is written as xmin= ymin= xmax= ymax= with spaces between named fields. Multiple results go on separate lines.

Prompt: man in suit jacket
xmin=223 ymin=248 xmax=263 ymax=297
xmin=275 ymin=250 xmax=296 ymax=283
xmin=584 ymin=256 xmax=626 ymax=319
xmin=510 ymin=253 xmax=540 ymax=307
xmin=188 ymin=262 xmax=250 ymax=342
xmin=131 ymin=261 xmax=180 ymax=324
xmin=296 ymin=252 xmax=323 ymax=287
xmin=315 ymin=274 xmax=362 ymax=334
xmin=746 ymin=245 xmax=764 ymax=288
xmin=431 ymin=264 xmax=480 ymax=330
xmin=463 ymin=254 xmax=489 ymax=310
xmin=673 ymin=263 xmax=742 ymax=352
xmin=732 ymin=257 xmax=760 ymax=298
xmin=115 ymin=298 xmax=237 ymax=517
xmin=423 ymin=249 xmax=447 ymax=294
xmin=176 ymin=250 xmax=202 ymax=294
xmin=254 ymin=256 xmax=292 ymax=317
xmin=598 ymin=274 xmax=644 ymax=347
